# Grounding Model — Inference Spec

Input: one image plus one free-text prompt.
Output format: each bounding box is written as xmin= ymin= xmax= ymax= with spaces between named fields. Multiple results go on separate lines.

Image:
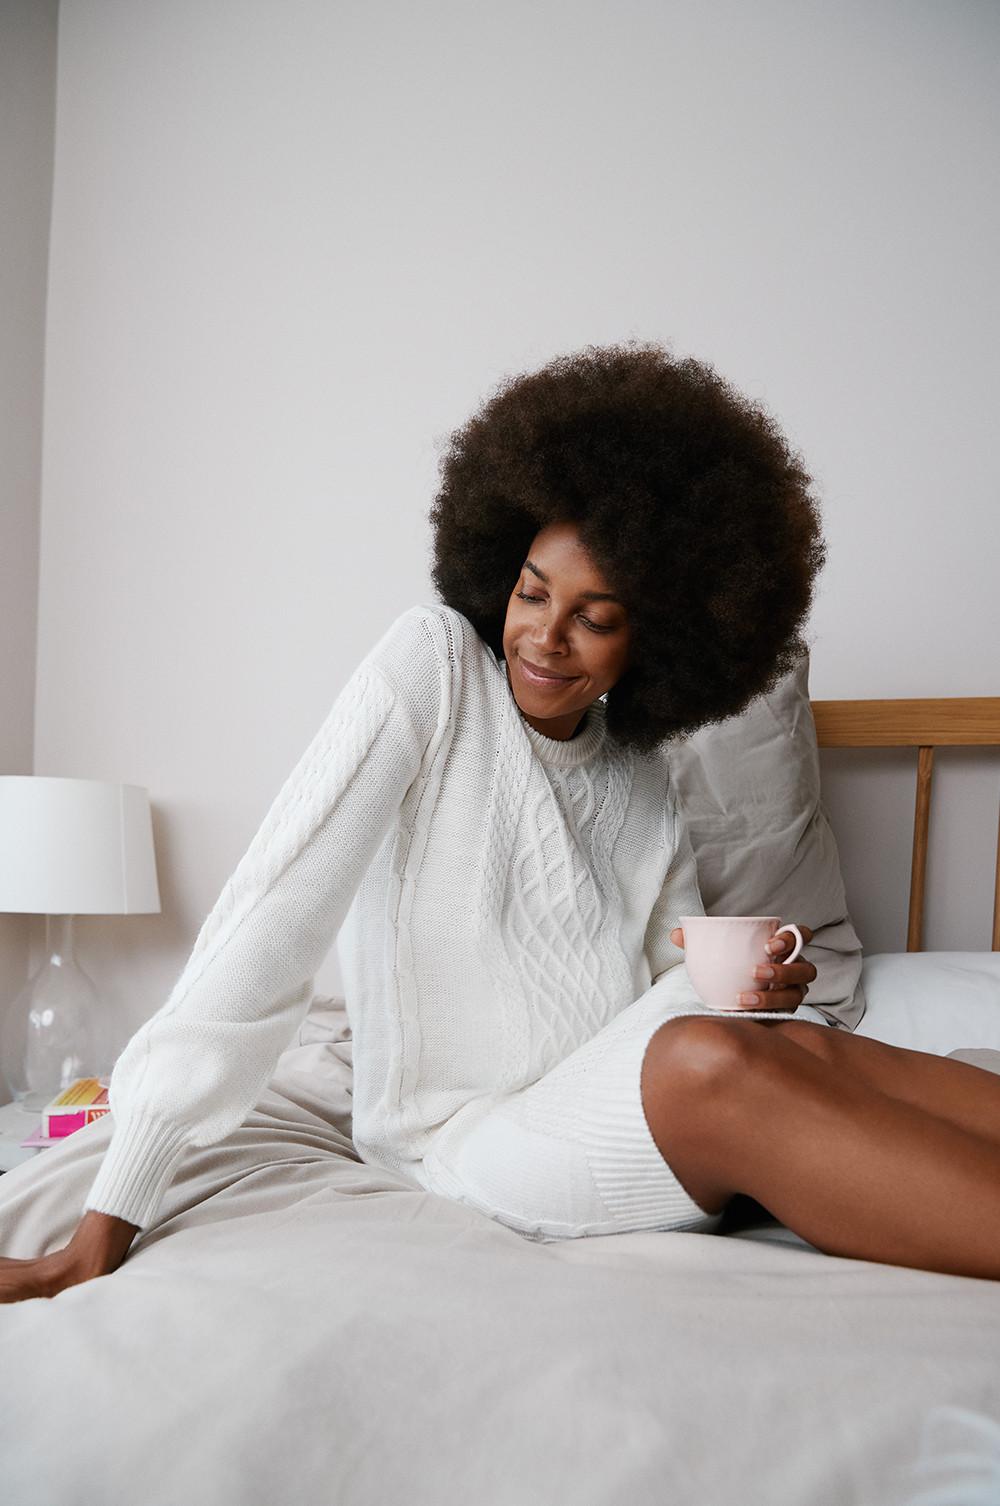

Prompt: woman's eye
xmin=514 ymin=590 xmax=612 ymax=633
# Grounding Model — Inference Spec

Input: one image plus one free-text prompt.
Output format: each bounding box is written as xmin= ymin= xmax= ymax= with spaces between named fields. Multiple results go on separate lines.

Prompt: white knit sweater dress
xmin=83 ymin=602 xmax=798 ymax=1240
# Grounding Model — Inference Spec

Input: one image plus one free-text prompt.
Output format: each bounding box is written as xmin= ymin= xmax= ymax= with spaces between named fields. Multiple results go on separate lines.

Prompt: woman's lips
xmin=518 ymin=655 xmax=579 ymax=688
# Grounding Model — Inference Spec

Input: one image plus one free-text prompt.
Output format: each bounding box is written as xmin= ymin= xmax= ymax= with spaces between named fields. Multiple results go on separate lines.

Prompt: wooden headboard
xmin=809 ymin=697 xmax=1000 ymax=953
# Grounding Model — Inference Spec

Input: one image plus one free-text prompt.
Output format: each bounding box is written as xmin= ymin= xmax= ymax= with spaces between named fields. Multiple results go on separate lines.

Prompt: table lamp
xmin=0 ymin=776 xmax=161 ymax=1111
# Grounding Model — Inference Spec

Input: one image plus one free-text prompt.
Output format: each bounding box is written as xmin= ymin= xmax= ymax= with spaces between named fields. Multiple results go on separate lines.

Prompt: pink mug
xmin=677 ymin=916 xmax=804 ymax=1012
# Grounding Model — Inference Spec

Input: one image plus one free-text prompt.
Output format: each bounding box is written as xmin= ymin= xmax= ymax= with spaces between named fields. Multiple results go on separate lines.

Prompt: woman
xmin=2 ymin=341 xmax=998 ymax=1300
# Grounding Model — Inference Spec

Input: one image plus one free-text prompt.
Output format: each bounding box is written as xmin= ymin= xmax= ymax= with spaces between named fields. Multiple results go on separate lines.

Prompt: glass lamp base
xmin=1 ymin=915 xmax=104 ymax=1111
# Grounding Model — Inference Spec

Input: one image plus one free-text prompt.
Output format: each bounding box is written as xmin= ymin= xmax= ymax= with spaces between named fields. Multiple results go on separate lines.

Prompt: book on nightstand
xmin=40 ymin=1078 xmax=111 ymax=1141
xmin=0 ymin=1078 xmax=112 ymax=1168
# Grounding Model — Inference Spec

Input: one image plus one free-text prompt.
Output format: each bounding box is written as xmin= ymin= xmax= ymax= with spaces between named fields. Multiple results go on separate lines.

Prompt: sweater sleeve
xmin=641 ymin=778 xmax=707 ymax=1009
xmin=82 ymin=604 xmax=461 ymax=1230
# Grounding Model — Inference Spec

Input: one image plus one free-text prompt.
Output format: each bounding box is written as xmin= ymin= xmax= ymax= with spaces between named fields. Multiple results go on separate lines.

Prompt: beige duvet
xmin=1 ymin=998 xmax=998 ymax=1506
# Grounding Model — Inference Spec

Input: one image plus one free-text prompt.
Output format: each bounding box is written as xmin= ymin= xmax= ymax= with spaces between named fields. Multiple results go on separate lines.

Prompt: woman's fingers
xmin=740 ymin=987 xmax=807 ymax=1011
xmin=750 ymin=953 xmax=817 ymax=1006
xmin=754 ymin=960 xmax=817 ymax=986
xmin=0 ymin=1250 xmax=89 ymax=1303
xmin=0 ymin=1258 xmax=55 ymax=1302
xmin=770 ymin=922 xmax=814 ymax=951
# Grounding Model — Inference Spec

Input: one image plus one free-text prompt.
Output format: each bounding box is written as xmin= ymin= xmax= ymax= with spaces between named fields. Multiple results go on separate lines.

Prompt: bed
xmin=1 ymin=673 xmax=999 ymax=1506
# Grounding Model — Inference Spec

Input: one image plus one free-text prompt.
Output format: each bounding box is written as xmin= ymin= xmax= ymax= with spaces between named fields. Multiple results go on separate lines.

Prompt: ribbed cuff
xmin=82 ymin=1112 xmax=194 ymax=1230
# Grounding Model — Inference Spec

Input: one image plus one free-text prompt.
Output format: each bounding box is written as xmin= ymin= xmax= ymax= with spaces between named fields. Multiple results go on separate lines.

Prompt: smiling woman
xmin=501 ymin=520 xmax=633 ymax=741
xmin=10 ymin=340 xmax=994 ymax=1302
xmin=1 ymin=338 xmax=834 ymax=1301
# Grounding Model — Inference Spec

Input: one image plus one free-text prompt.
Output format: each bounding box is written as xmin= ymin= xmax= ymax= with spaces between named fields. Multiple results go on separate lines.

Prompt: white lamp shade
xmin=0 ymin=776 xmax=162 ymax=915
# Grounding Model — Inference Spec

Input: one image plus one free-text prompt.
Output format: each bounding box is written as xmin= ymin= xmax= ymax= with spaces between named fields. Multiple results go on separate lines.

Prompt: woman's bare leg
xmin=760 ymin=1018 xmax=1000 ymax=1148
xmin=641 ymin=1018 xmax=1000 ymax=1280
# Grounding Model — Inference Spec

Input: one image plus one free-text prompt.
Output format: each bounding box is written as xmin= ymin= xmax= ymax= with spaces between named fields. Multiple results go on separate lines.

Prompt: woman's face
xmin=501 ymin=520 xmax=632 ymax=741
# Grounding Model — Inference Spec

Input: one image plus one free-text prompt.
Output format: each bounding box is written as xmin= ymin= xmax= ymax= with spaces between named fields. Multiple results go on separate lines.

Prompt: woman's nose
xmin=534 ymin=616 xmax=567 ymax=649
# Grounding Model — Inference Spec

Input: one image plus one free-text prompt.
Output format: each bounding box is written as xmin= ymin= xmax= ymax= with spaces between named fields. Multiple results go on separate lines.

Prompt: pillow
xmin=853 ymin=952 xmax=1000 ymax=1055
xmin=666 ymin=647 xmax=866 ymax=1031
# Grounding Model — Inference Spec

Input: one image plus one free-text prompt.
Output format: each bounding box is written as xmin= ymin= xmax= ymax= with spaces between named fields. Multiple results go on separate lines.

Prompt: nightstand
xmin=0 ymin=1099 xmax=46 ymax=1172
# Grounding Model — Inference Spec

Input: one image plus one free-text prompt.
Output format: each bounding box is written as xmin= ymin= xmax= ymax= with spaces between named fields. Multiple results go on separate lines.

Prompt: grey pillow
xmin=666 ymin=648 xmax=866 ymax=1031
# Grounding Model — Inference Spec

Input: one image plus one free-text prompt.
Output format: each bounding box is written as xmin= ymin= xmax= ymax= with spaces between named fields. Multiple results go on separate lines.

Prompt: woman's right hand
xmin=0 ymin=1210 xmax=140 ymax=1303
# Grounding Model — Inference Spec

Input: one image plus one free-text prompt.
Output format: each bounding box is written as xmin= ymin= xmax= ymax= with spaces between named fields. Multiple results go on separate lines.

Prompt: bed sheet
xmin=853 ymin=951 xmax=1000 ymax=1054
xmin=2 ymin=976 xmax=1000 ymax=1506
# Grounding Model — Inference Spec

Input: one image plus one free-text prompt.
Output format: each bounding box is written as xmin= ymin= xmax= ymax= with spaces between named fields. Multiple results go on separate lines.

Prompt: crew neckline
xmin=500 ymin=660 xmax=608 ymax=768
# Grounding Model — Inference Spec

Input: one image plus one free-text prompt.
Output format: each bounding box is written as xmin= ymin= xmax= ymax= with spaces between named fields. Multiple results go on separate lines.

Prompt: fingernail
xmin=738 ymin=993 xmax=758 ymax=1005
xmin=755 ymin=966 xmax=775 ymax=979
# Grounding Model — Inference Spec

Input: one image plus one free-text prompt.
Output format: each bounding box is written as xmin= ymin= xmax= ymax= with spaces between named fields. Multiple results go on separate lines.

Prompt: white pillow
xmin=667 ymin=648 xmax=866 ymax=1031
xmin=853 ymin=952 xmax=1000 ymax=1056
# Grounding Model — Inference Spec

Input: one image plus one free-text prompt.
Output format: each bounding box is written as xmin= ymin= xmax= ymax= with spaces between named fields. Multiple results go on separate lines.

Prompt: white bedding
xmin=1 ymin=953 xmax=999 ymax=1506
xmin=854 ymin=951 xmax=1000 ymax=1053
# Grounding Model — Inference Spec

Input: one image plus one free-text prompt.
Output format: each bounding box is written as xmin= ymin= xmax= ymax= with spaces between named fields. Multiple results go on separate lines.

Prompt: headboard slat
xmin=994 ymin=802 xmax=1000 ymax=952
xmin=810 ymin=697 xmax=1000 ymax=748
xmin=809 ymin=696 xmax=1000 ymax=952
xmin=908 ymin=746 xmax=934 ymax=952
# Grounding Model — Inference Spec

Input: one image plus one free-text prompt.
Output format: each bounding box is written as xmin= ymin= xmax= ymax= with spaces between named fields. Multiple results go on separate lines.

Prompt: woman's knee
xmin=641 ymin=1014 xmax=763 ymax=1094
xmin=639 ymin=1015 xmax=765 ymax=1159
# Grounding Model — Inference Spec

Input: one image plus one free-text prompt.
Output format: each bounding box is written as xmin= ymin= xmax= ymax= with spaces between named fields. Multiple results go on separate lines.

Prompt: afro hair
xmin=428 ymin=339 xmax=827 ymax=756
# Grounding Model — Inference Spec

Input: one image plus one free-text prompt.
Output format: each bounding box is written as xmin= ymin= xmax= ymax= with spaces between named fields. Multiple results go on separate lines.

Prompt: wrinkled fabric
xmin=2 ymin=998 xmax=998 ymax=1506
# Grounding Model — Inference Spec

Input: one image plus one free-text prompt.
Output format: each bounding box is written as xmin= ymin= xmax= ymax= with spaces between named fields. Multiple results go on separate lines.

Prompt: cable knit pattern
xmin=83 ymin=600 xmax=796 ymax=1232
xmin=491 ymin=728 xmax=638 ymax=1076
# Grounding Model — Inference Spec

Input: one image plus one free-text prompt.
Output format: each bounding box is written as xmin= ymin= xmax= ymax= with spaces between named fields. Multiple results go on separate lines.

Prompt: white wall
xmin=22 ymin=0 xmax=1000 ymax=1053
xmin=0 ymin=0 xmax=58 ymax=1098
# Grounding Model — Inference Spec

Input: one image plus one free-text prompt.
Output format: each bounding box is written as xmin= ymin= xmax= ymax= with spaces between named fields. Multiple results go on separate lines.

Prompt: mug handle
xmin=773 ymin=923 xmax=804 ymax=963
